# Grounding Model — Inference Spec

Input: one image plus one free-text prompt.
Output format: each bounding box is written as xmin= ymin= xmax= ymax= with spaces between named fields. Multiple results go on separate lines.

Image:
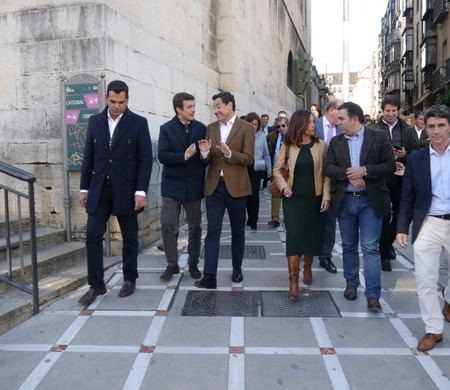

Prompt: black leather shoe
xmin=119 ymin=281 xmax=136 ymax=298
xmin=381 ymin=258 xmax=392 ymax=272
xmin=160 ymin=265 xmax=180 ymax=281
xmin=367 ymin=297 xmax=382 ymax=312
xmin=389 ymin=245 xmax=396 ymax=259
xmin=268 ymin=220 xmax=280 ymax=228
xmin=194 ymin=274 xmax=217 ymax=289
xmin=319 ymin=258 xmax=337 ymax=274
xmin=232 ymin=269 xmax=244 ymax=283
xmin=78 ymin=287 xmax=107 ymax=305
xmin=188 ymin=264 xmax=202 ymax=279
xmin=344 ymin=284 xmax=357 ymax=301
xmin=156 ymin=243 xmax=164 ymax=251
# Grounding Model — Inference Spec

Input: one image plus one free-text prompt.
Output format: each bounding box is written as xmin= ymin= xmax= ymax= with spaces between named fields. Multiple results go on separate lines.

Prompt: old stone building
xmin=0 ymin=0 xmax=315 ymax=250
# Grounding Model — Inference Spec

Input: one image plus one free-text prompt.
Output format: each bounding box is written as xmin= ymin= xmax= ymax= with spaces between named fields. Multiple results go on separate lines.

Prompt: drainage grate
xmin=181 ymin=291 xmax=260 ymax=317
xmin=200 ymin=245 xmax=266 ymax=260
xmin=261 ymin=291 xmax=341 ymax=317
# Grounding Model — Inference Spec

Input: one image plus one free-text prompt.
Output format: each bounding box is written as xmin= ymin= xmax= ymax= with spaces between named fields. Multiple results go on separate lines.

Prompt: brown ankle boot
xmin=287 ymin=256 xmax=300 ymax=300
xmin=303 ymin=255 xmax=313 ymax=286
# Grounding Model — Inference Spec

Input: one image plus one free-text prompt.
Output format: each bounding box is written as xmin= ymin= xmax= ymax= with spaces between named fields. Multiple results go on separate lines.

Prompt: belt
xmin=346 ymin=191 xmax=368 ymax=196
xmin=431 ymin=214 xmax=450 ymax=220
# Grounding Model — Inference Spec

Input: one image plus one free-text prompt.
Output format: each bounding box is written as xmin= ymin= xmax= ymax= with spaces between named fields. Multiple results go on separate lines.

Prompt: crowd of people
xmin=77 ymin=80 xmax=450 ymax=353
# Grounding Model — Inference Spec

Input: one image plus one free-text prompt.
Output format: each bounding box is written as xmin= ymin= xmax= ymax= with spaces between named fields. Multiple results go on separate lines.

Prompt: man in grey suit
xmin=315 ymin=99 xmax=343 ymax=274
xmin=325 ymin=102 xmax=395 ymax=312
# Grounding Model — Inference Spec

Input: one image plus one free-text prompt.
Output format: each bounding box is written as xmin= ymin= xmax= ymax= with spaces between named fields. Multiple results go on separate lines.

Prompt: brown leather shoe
xmin=417 ymin=333 xmax=443 ymax=352
xmin=344 ymin=284 xmax=357 ymax=301
xmin=443 ymin=300 xmax=450 ymax=323
xmin=118 ymin=281 xmax=136 ymax=298
xmin=367 ymin=297 xmax=382 ymax=312
xmin=78 ymin=287 xmax=107 ymax=305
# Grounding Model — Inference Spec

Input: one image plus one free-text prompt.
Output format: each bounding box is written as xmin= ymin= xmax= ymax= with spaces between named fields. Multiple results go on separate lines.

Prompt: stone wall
xmin=0 ymin=0 xmax=312 ymax=251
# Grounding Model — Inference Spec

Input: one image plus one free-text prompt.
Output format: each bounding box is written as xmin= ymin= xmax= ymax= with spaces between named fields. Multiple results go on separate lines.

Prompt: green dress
xmin=283 ymin=141 xmax=324 ymax=256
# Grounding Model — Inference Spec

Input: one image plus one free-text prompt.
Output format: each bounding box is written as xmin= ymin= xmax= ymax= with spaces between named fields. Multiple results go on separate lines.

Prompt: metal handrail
xmin=0 ymin=161 xmax=39 ymax=314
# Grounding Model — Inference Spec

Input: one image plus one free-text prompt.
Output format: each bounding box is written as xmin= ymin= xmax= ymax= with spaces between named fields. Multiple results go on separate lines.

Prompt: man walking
xmin=325 ymin=102 xmax=395 ymax=312
xmin=195 ymin=92 xmax=254 ymax=289
xmin=79 ymin=80 xmax=153 ymax=305
xmin=158 ymin=92 xmax=206 ymax=281
xmin=396 ymin=105 xmax=450 ymax=352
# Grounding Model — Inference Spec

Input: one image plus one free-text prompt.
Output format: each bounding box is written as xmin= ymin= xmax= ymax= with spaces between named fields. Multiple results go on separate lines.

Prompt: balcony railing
xmin=424 ymin=67 xmax=436 ymax=90
xmin=402 ymin=70 xmax=415 ymax=92
xmin=433 ymin=0 xmax=449 ymax=24
xmin=432 ymin=67 xmax=447 ymax=94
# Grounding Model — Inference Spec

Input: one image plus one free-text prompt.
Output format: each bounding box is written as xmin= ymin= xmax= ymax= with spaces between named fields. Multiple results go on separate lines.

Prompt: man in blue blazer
xmin=158 ymin=92 xmax=206 ymax=281
xmin=315 ymin=99 xmax=343 ymax=274
xmin=79 ymin=80 xmax=153 ymax=305
xmin=397 ymin=105 xmax=450 ymax=352
xmin=325 ymin=102 xmax=396 ymax=312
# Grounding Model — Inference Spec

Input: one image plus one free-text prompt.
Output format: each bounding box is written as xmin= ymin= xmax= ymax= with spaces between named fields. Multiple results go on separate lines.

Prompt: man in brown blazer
xmin=195 ymin=92 xmax=255 ymax=289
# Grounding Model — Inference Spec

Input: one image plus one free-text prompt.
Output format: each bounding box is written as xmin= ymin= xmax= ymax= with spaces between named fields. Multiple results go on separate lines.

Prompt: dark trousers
xmin=319 ymin=206 xmax=337 ymax=260
xmin=246 ymin=169 xmax=264 ymax=228
xmin=86 ymin=182 xmax=139 ymax=289
xmin=379 ymin=176 xmax=403 ymax=259
xmin=203 ymin=181 xmax=247 ymax=275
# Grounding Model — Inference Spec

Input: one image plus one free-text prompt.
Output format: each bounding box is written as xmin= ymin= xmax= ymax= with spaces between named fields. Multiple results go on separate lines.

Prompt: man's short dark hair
xmin=325 ymin=100 xmax=340 ymax=112
xmin=107 ymin=80 xmax=129 ymax=98
xmin=414 ymin=111 xmax=424 ymax=119
xmin=261 ymin=114 xmax=269 ymax=119
xmin=173 ymin=92 xmax=195 ymax=114
xmin=277 ymin=110 xmax=287 ymax=117
xmin=212 ymin=91 xmax=236 ymax=111
xmin=381 ymin=95 xmax=401 ymax=110
xmin=338 ymin=102 xmax=364 ymax=124
xmin=275 ymin=116 xmax=289 ymax=125
xmin=424 ymin=105 xmax=450 ymax=125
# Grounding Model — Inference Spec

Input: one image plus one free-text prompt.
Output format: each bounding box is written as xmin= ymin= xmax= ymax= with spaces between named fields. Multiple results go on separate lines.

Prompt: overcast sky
xmin=311 ymin=0 xmax=388 ymax=74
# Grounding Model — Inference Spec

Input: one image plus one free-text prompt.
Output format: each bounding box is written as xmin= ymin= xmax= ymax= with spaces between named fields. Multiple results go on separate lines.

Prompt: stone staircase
xmin=0 ymin=218 xmax=120 ymax=335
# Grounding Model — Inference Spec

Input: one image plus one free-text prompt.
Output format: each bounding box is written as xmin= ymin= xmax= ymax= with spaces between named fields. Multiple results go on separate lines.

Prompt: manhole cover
xmin=200 ymin=245 xmax=266 ymax=259
xmin=261 ymin=291 xmax=341 ymax=317
xmin=182 ymin=291 xmax=259 ymax=317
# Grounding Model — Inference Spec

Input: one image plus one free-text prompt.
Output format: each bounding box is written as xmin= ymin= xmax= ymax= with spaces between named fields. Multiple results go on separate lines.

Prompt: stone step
xmin=0 ymin=217 xmax=31 ymax=236
xmin=0 ymin=255 xmax=121 ymax=335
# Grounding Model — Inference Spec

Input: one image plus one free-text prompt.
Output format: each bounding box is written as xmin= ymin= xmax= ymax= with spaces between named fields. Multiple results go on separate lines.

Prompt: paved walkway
xmin=1 ymin=189 xmax=449 ymax=390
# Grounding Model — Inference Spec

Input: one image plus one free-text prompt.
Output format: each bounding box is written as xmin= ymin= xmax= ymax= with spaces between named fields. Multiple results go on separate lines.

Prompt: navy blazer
xmin=396 ymin=147 xmax=432 ymax=243
xmin=315 ymin=117 xmax=341 ymax=141
xmin=158 ymin=116 xmax=207 ymax=201
xmin=324 ymin=127 xmax=396 ymax=218
xmin=80 ymin=107 xmax=153 ymax=215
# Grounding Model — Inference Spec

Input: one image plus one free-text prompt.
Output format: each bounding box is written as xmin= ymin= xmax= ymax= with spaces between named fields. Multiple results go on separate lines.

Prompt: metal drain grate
xmin=260 ymin=291 xmax=341 ymax=317
xmin=200 ymin=245 xmax=266 ymax=259
xmin=181 ymin=291 xmax=260 ymax=317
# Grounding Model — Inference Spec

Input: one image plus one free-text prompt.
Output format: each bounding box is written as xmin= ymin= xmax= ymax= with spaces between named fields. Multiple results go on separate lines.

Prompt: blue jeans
xmin=338 ymin=195 xmax=383 ymax=299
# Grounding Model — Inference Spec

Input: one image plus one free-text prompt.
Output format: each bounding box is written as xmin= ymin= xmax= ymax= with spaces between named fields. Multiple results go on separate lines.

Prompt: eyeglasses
xmin=277 ymin=124 xmax=287 ymax=128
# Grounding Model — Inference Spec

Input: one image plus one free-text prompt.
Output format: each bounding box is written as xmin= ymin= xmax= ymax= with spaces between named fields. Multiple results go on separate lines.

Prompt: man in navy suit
xmin=325 ymin=102 xmax=395 ymax=312
xmin=79 ymin=80 xmax=153 ymax=305
xmin=158 ymin=92 xmax=206 ymax=281
xmin=397 ymin=105 xmax=450 ymax=352
xmin=315 ymin=99 xmax=343 ymax=274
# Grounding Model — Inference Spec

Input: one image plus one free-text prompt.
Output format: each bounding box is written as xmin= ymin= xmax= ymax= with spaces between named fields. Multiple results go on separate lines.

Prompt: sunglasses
xmin=277 ymin=124 xmax=287 ymax=128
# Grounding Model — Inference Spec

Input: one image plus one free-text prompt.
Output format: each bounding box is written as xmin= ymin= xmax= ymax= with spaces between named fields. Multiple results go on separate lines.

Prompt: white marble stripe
xmin=55 ymin=315 xmax=90 ymax=345
xmin=40 ymin=310 xmax=81 ymax=316
xmin=228 ymin=354 xmax=245 ymax=390
xmin=18 ymin=352 xmax=61 ymax=390
xmin=110 ymin=285 xmax=167 ymax=290
xmin=396 ymin=313 xmax=423 ymax=319
xmin=230 ymin=317 xmax=244 ymax=347
xmin=87 ymin=291 xmax=108 ymax=310
xmin=122 ymin=353 xmax=153 ymax=390
xmin=427 ymin=348 xmax=450 ymax=355
xmin=157 ymin=288 xmax=176 ymax=311
xmin=154 ymin=346 xmax=229 ymax=354
xmin=142 ymin=316 xmax=166 ymax=346
xmin=322 ymin=355 xmax=351 ymax=390
xmin=0 ymin=344 xmax=53 ymax=352
xmin=108 ymin=273 xmax=122 ymax=285
xmin=65 ymin=345 xmax=139 ymax=353
xmin=335 ymin=347 xmax=412 ymax=355
xmin=388 ymin=317 xmax=419 ymax=348
xmin=91 ymin=310 xmax=155 ymax=317
xmin=416 ymin=355 xmax=450 ymax=389
xmin=310 ymin=317 xmax=333 ymax=347
xmin=244 ymin=347 xmax=320 ymax=355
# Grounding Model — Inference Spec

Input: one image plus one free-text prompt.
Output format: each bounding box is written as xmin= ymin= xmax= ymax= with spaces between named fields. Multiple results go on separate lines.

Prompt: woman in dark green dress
xmin=272 ymin=109 xmax=330 ymax=300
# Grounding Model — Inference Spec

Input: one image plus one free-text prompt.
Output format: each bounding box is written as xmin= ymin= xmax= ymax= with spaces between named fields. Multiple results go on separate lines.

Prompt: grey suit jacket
xmin=324 ymin=127 xmax=396 ymax=218
xmin=315 ymin=117 xmax=341 ymax=142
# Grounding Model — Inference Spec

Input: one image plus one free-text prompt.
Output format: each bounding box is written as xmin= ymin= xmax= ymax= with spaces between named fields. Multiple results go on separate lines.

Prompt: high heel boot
xmin=303 ymin=255 xmax=313 ymax=286
xmin=287 ymin=255 xmax=300 ymax=300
